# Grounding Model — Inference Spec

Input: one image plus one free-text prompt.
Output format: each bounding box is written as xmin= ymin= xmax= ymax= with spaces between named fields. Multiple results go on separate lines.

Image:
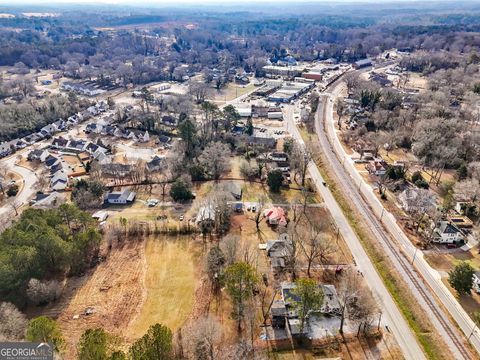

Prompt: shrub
xmin=169 ymin=179 xmax=194 ymax=201
xmin=415 ymin=179 xmax=429 ymax=189
xmin=6 ymin=184 xmax=19 ymax=197
xmin=267 ymin=169 xmax=283 ymax=193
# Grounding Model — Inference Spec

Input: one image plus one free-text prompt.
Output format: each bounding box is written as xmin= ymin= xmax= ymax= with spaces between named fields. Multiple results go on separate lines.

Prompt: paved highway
xmin=284 ymin=105 xmax=427 ymax=360
xmin=317 ymin=77 xmax=477 ymax=359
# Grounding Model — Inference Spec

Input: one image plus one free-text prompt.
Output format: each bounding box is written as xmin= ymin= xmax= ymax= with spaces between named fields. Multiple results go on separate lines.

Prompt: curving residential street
xmin=0 ymin=150 xmax=39 ymax=227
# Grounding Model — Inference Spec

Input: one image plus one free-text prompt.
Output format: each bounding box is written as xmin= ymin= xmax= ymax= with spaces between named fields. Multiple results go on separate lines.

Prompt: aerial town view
xmin=0 ymin=1 xmax=479 ymax=359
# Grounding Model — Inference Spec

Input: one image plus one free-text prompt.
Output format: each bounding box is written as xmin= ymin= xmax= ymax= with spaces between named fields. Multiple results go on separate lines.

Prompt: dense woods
xmin=0 ymin=205 xmax=101 ymax=303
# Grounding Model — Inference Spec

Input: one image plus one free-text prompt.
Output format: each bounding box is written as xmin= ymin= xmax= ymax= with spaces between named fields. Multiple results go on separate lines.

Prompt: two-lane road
xmin=284 ymin=105 xmax=426 ymax=360
xmin=317 ymin=78 xmax=475 ymax=358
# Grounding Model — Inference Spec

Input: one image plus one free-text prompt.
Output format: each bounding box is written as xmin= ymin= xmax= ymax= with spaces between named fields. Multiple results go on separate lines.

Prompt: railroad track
xmin=315 ymin=96 xmax=472 ymax=360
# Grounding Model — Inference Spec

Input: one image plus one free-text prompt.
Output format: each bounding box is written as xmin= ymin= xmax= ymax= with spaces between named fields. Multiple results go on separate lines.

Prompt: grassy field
xmin=128 ymin=236 xmax=198 ymax=335
xmin=209 ymin=83 xmax=255 ymax=103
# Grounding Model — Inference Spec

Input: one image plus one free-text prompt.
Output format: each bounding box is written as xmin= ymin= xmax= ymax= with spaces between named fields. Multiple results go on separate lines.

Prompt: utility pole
xmin=411 ymin=247 xmax=418 ymax=265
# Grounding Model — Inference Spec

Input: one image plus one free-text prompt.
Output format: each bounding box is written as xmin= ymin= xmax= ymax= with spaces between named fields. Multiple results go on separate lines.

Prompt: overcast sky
xmin=2 ymin=0 xmax=445 ymax=4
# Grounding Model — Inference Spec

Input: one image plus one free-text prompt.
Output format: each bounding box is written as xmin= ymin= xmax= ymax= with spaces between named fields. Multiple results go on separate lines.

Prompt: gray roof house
xmin=104 ymin=190 xmax=137 ymax=205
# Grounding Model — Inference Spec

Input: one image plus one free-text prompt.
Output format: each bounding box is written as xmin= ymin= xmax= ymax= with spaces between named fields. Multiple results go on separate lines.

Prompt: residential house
xmin=433 ymin=221 xmax=464 ymax=244
xmin=44 ymin=155 xmax=59 ymax=168
xmin=41 ymin=124 xmax=58 ymax=137
xmin=31 ymin=191 xmax=66 ymax=209
xmin=51 ymin=137 xmax=69 ymax=150
xmin=101 ymin=125 xmax=117 ymax=136
xmin=104 ymin=190 xmax=136 ymax=205
xmin=366 ymin=160 xmax=387 ymax=176
xmin=273 ymin=161 xmax=290 ymax=173
xmin=320 ymin=285 xmax=341 ymax=315
xmin=157 ymin=134 xmax=172 ymax=145
xmin=263 ymin=207 xmax=288 ymax=227
xmin=50 ymin=172 xmax=68 ymax=191
xmin=0 ymin=143 xmax=12 ymax=158
xmin=85 ymin=123 xmax=103 ymax=134
xmin=161 ymin=115 xmax=177 ymax=127
xmin=27 ymin=149 xmax=48 ymax=162
xmin=247 ymin=136 xmax=277 ymax=149
xmin=269 ymin=152 xmax=288 ymax=162
xmin=145 ymin=156 xmax=164 ymax=172
xmin=14 ymin=139 xmax=27 ymax=150
xmin=92 ymin=150 xmax=110 ymax=164
xmin=473 ymin=272 xmax=480 ymax=294
xmin=265 ymin=233 xmax=292 ymax=270
xmin=53 ymin=119 xmax=67 ymax=132
xmin=86 ymin=142 xmax=107 ymax=155
xmin=67 ymin=139 xmax=88 ymax=152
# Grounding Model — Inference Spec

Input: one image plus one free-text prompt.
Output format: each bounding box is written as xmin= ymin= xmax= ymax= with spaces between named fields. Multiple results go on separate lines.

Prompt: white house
xmin=268 ymin=152 xmax=288 ymax=162
xmin=139 ymin=131 xmax=150 ymax=143
xmin=366 ymin=160 xmax=387 ymax=176
xmin=433 ymin=221 xmax=464 ymax=244
xmin=104 ymin=190 xmax=136 ymax=205
xmin=473 ymin=272 xmax=480 ymax=294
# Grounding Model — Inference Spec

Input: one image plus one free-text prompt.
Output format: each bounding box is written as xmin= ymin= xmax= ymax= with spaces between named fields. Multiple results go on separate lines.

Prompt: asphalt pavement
xmin=284 ymin=104 xmax=427 ymax=360
xmin=318 ymin=79 xmax=476 ymax=359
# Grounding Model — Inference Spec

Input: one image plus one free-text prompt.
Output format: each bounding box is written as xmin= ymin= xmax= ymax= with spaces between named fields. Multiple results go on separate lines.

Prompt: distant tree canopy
xmin=0 ymin=95 xmax=91 ymax=142
xmin=0 ymin=204 xmax=101 ymax=300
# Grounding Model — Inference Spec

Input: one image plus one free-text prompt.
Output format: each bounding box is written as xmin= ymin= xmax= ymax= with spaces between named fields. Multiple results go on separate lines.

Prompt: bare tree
xmin=299 ymin=221 xmax=336 ymax=277
xmin=0 ymin=302 xmax=27 ymax=341
xmin=344 ymin=72 xmax=360 ymax=94
xmin=189 ymin=81 xmax=211 ymax=104
xmin=286 ymin=225 xmax=302 ymax=280
xmin=290 ymin=141 xmax=311 ymax=187
xmin=250 ymin=195 xmax=267 ymax=232
xmin=336 ymin=98 xmax=346 ymax=129
xmin=348 ymin=281 xmax=380 ymax=336
xmin=338 ymin=270 xmax=362 ymax=334
xmin=221 ymin=234 xmax=240 ymax=266
xmin=9 ymin=199 xmax=21 ymax=216
xmin=403 ymin=188 xmax=436 ymax=232
xmin=189 ymin=315 xmax=223 ymax=360
xmin=199 ymin=142 xmax=231 ymax=180
xmin=26 ymin=278 xmax=61 ymax=305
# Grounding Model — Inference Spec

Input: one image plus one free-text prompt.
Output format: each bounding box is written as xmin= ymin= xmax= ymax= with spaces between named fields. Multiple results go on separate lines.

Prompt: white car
xmin=146 ymin=199 xmax=159 ymax=207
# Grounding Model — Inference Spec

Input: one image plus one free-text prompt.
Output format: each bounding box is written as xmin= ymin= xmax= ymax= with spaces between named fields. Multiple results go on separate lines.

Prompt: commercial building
xmin=267 ymin=81 xmax=314 ymax=103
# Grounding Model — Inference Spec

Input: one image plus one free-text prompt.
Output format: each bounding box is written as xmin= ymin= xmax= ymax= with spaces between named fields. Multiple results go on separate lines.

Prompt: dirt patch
xmin=56 ymin=240 xmax=145 ymax=359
